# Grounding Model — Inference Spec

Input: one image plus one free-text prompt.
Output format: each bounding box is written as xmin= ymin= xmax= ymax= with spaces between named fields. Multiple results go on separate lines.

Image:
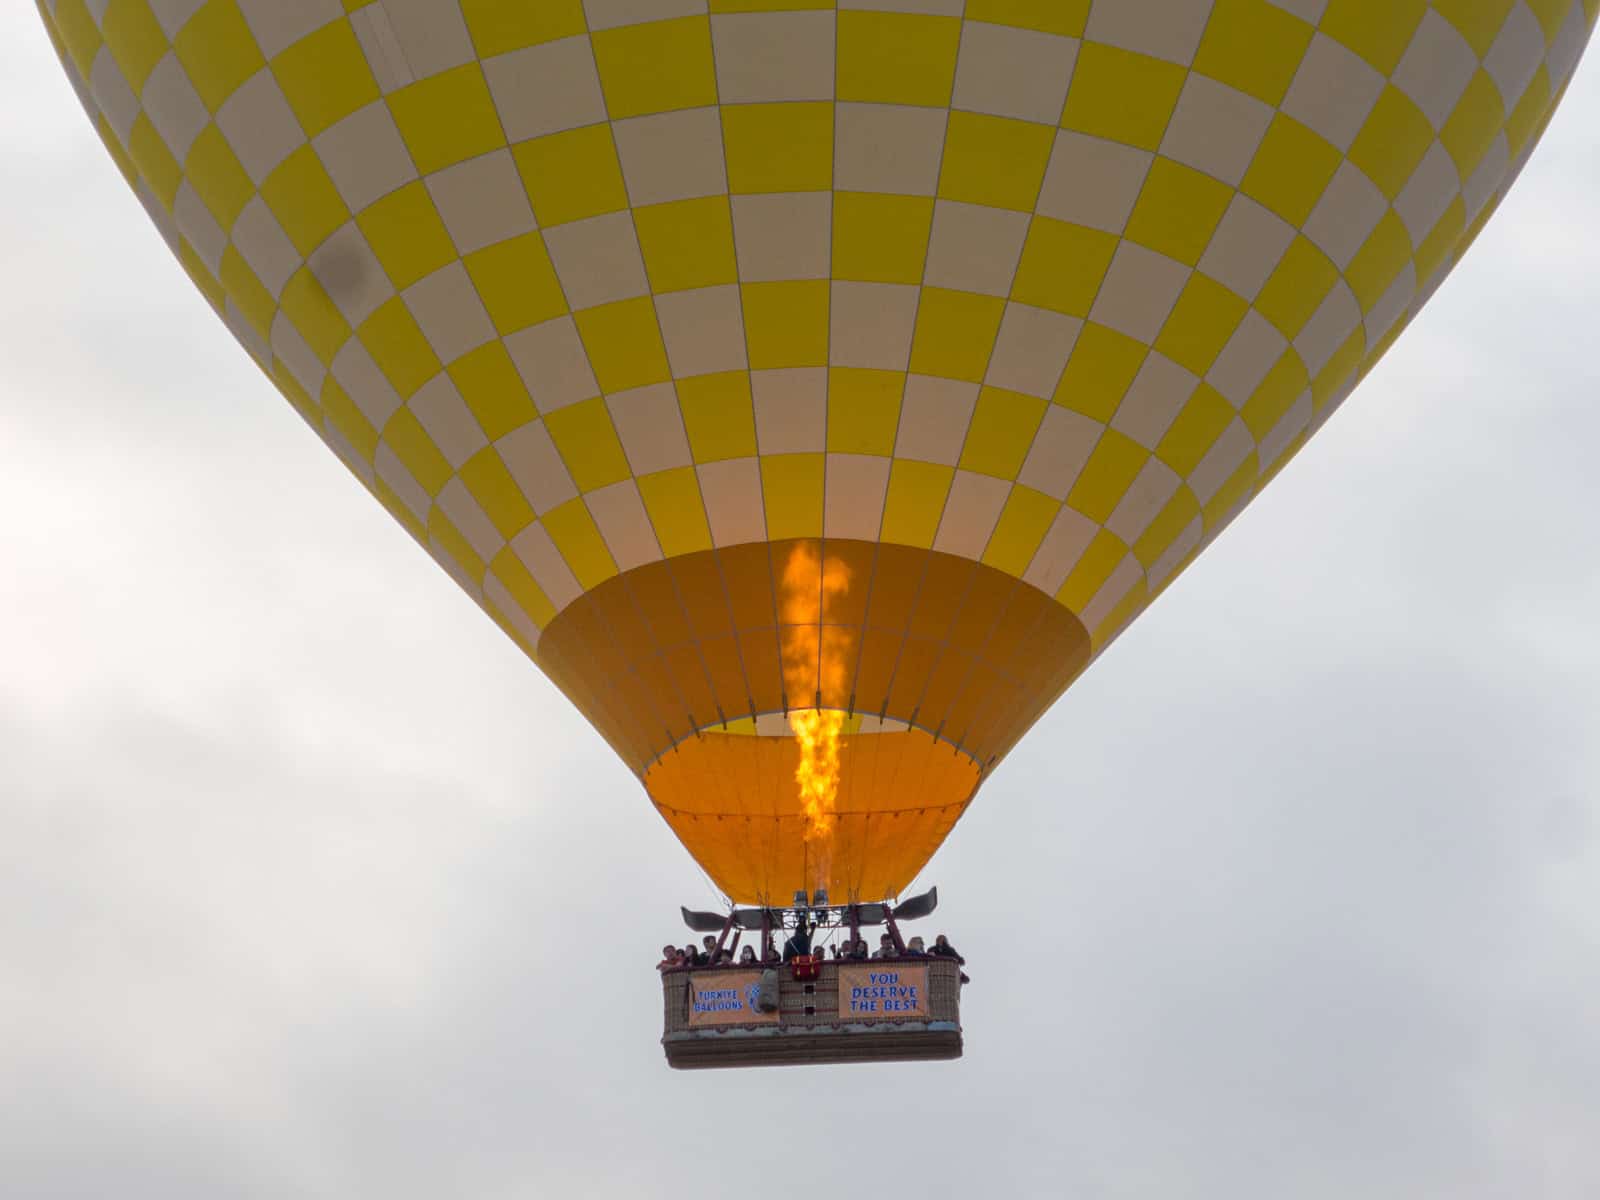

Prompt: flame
xmin=779 ymin=543 xmax=853 ymax=892
xmin=790 ymin=706 xmax=846 ymax=846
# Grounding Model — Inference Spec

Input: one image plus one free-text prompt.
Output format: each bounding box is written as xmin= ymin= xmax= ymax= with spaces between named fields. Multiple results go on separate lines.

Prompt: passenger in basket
xmin=928 ymin=934 xmax=964 ymax=963
xmin=739 ymin=945 xmax=759 ymax=965
xmin=929 ymin=933 xmax=970 ymax=983
xmin=903 ymin=936 xmax=929 ymax=957
xmin=848 ymin=939 xmax=870 ymax=960
xmin=657 ymin=944 xmax=681 ymax=972
xmin=696 ymin=935 xmax=718 ymax=966
xmin=872 ymin=933 xmax=898 ymax=959
xmin=763 ymin=944 xmax=782 ymax=965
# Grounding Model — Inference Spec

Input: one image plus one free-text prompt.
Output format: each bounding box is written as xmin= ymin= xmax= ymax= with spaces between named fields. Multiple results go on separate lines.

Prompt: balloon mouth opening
xmin=641 ymin=717 xmax=985 ymax=905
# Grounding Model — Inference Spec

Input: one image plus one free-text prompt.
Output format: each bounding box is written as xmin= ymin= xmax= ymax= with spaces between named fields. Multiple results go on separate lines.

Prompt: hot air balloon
xmin=39 ymin=0 xmax=1593 ymax=1062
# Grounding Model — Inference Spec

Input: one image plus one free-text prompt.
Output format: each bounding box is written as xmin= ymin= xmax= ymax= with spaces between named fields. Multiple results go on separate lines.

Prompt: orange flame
xmin=779 ymin=543 xmax=853 ymax=892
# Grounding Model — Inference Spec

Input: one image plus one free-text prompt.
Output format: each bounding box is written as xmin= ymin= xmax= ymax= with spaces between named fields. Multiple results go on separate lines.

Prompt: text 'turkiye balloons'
xmin=42 ymin=0 xmax=1591 ymax=903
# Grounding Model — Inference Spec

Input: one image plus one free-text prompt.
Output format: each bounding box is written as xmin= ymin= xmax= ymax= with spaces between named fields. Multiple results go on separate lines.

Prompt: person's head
xmin=662 ymin=944 xmax=676 ymax=958
xmin=935 ymin=934 xmax=949 ymax=947
xmin=702 ymin=935 xmax=716 ymax=950
xmin=880 ymin=934 xmax=893 ymax=948
xmin=908 ymin=936 xmax=925 ymax=952
xmin=856 ymin=939 xmax=869 ymax=955
xmin=683 ymin=945 xmax=696 ymax=957
xmin=739 ymin=945 xmax=756 ymax=963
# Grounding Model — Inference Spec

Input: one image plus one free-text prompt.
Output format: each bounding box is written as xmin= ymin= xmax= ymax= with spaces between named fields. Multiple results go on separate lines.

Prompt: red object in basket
xmin=790 ymin=954 xmax=822 ymax=981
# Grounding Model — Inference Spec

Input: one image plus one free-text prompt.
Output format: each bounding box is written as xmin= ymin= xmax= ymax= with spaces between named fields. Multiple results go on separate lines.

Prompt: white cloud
xmin=2 ymin=9 xmax=1599 ymax=1198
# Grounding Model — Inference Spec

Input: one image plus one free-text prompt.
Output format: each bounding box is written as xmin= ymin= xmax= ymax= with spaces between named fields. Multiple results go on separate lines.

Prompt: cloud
xmin=3 ymin=10 xmax=1598 ymax=1199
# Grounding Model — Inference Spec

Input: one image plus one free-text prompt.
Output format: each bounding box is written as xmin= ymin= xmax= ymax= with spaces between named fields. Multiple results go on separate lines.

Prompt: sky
xmin=3 ymin=11 xmax=1599 ymax=1200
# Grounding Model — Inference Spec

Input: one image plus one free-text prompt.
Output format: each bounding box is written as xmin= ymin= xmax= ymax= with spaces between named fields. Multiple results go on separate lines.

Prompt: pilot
xmin=781 ymin=912 xmax=814 ymax=962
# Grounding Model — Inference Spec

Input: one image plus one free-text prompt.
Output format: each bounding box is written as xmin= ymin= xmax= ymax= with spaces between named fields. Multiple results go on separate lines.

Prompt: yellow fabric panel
xmin=1319 ymin=0 xmax=1429 ymax=74
xmin=1057 ymin=528 xmax=1126 ymax=613
xmin=261 ymin=147 xmax=348 ymax=257
xmin=359 ymin=183 xmax=456 ymax=291
xmin=679 ymin=372 xmax=757 ymax=463
xmin=461 ymin=449 xmax=535 ymax=540
xmin=279 ymin=270 xmax=350 ymax=365
xmin=638 ymin=468 xmax=713 ymax=559
xmin=100 ymin=0 xmax=166 ymax=93
xmin=513 ymin=126 xmax=628 ymax=226
xmin=182 ymin=124 xmax=252 ymax=228
xmin=460 ymin=0 xmax=586 ymax=57
xmin=358 ymin=298 xmax=441 ymax=398
xmin=383 ymin=408 xmax=452 ymax=496
xmin=723 ymin=103 xmax=833 ymax=194
xmin=1194 ymin=0 xmax=1315 ymax=107
xmin=126 ymin=116 xmax=180 ymax=208
xmin=938 ymin=112 xmax=1053 ymax=212
xmin=1055 ymin=323 xmax=1148 ymax=422
xmin=429 ymin=506 xmax=487 ymax=585
xmin=448 ymin=342 xmax=538 ymax=438
xmin=272 ymin=19 xmax=378 ymax=138
xmin=960 ymin=389 xmax=1047 ymax=480
xmin=836 ymin=11 xmax=960 ymax=107
xmin=760 ymin=454 xmax=825 ymax=542
xmin=217 ymin=246 xmax=272 ymax=336
xmin=742 ymin=281 xmax=829 ymax=370
xmin=1241 ymin=115 xmax=1343 ymax=227
xmin=1013 ymin=218 xmax=1118 ymax=317
xmin=1062 ymin=42 xmax=1187 ymax=151
xmin=832 ymin=193 xmax=934 ymax=285
xmin=1255 ymin=237 xmax=1340 ymax=339
xmin=490 ymin=547 xmax=557 ymax=629
xmin=1347 ymin=87 xmax=1435 ymax=202
xmin=575 ymin=299 xmax=670 ymax=393
xmin=545 ymin=398 xmax=631 ymax=493
xmin=173 ymin=1 xmax=262 ymax=112
xmin=983 ymin=486 xmax=1059 ymax=577
xmin=387 ymin=65 xmax=504 ymax=175
xmin=909 ymin=289 xmax=1004 ymax=383
xmin=964 ymin=0 xmax=1089 ymax=37
xmin=544 ymin=499 xmax=617 ymax=591
xmin=590 ymin=15 xmax=716 ymax=120
xmin=1155 ymin=275 xmax=1249 ymax=376
xmin=1069 ymin=430 xmax=1146 ymax=525
xmin=1125 ymin=157 xmax=1234 ymax=267
xmin=882 ymin=460 xmax=953 ymax=549
xmin=1156 ymin=385 xmax=1235 ymax=477
xmin=634 ymin=198 xmax=737 ymax=293
xmin=1441 ymin=70 xmax=1508 ymax=177
xmin=464 ymin=234 xmax=567 ymax=336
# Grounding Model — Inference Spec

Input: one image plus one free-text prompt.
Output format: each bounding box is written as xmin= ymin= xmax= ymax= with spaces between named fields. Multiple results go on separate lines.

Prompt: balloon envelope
xmin=39 ymin=0 xmax=1592 ymax=902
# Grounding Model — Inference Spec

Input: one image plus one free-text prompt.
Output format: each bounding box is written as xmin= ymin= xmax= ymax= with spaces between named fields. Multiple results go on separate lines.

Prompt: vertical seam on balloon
xmin=898 ymin=554 xmax=983 ymax=745
xmin=969 ymin=596 xmax=1088 ymax=769
xmin=867 ymin=15 xmax=970 ymax=719
xmin=954 ymin=579 xmax=1061 ymax=762
xmin=700 ymin=9 xmax=772 ymax=729
xmin=926 ymin=567 xmax=1029 ymax=759
xmin=1035 ymin=50 xmax=1204 ymax=608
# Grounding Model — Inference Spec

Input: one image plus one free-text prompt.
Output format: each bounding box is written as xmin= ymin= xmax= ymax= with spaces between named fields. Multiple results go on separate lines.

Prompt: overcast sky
xmin=4 ymin=12 xmax=1599 ymax=1200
